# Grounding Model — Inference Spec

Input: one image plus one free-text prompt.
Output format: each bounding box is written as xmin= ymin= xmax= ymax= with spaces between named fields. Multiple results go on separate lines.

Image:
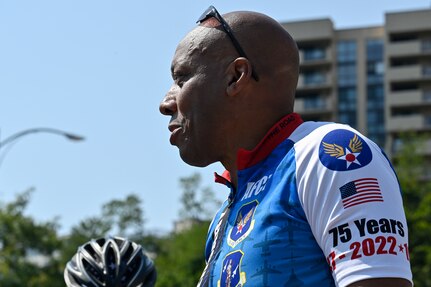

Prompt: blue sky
xmin=1 ymin=0 xmax=429 ymax=235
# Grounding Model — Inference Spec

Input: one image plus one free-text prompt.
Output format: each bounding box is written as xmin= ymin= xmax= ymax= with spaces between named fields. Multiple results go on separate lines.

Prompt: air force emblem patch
xmin=228 ymin=200 xmax=258 ymax=248
xmin=218 ymin=250 xmax=246 ymax=287
xmin=319 ymin=129 xmax=372 ymax=171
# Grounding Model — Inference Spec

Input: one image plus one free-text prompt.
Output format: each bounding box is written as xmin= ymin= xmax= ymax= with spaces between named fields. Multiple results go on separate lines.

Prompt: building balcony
xmin=297 ymin=74 xmax=332 ymax=90
xmin=282 ymin=19 xmax=334 ymax=42
xmin=299 ymin=50 xmax=333 ymax=67
xmin=386 ymin=40 xmax=421 ymax=57
xmin=386 ymin=9 xmax=431 ymax=34
xmin=387 ymin=114 xmax=431 ymax=132
xmin=387 ymin=65 xmax=422 ymax=82
xmin=294 ymin=97 xmax=333 ymax=115
xmin=388 ymin=90 xmax=431 ymax=107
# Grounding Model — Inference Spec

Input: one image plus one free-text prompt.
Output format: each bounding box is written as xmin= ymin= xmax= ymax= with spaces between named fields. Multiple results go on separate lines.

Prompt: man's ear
xmin=226 ymin=57 xmax=253 ymax=97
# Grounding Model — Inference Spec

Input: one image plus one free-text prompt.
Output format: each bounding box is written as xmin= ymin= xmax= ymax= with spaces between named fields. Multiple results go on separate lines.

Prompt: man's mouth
xmin=169 ymin=125 xmax=182 ymax=145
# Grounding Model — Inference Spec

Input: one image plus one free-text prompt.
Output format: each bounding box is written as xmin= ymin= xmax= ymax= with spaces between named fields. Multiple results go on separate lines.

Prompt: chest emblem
xmin=218 ymin=250 xmax=246 ymax=287
xmin=228 ymin=200 xmax=258 ymax=248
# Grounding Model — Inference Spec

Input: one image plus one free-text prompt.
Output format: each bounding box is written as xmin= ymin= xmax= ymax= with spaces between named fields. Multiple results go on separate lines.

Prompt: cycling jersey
xmin=205 ymin=113 xmax=412 ymax=287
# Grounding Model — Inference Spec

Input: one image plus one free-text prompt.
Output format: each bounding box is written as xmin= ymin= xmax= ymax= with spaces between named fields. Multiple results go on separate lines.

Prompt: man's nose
xmin=159 ymin=92 xmax=177 ymax=116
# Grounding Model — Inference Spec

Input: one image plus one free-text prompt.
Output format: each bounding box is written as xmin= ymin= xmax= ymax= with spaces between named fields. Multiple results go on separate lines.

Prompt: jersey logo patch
xmin=319 ymin=129 xmax=372 ymax=171
xmin=227 ymin=200 xmax=258 ymax=248
xmin=218 ymin=250 xmax=246 ymax=287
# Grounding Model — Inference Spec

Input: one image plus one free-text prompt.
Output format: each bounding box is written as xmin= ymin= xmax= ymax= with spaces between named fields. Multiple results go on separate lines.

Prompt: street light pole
xmin=0 ymin=127 xmax=85 ymax=166
xmin=0 ymin=128 xmax=84 ymax=149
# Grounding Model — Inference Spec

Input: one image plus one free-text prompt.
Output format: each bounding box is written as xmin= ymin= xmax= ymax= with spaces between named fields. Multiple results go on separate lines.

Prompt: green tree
xmin=0 ymin=190 xmax=151 ymax=286
xmin=154 ymin=222 xmax=208 ymax=287
xmin=155 ymin=173 xmax=222 ymax=286
xmin=393 ymin=132 xmax=431 ymax=286
xmin=60 ymin=193 xmax=146 ymax=264
xmin=0 ymin=189 xmax=63 ymax=287
xmin=102 ymin=194 xmax=145 ymax=237
xmin=179 ymin=173 xmax=222 ymax=221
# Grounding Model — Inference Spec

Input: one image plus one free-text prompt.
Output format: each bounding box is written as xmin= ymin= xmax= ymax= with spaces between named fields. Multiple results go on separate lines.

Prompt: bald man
xmin=160 ymin=6 xmax=413 ymax=287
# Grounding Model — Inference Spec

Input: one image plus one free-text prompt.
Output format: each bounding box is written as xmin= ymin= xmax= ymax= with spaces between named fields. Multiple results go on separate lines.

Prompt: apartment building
xmin=282 ymin=8 xmax=431 ymax=157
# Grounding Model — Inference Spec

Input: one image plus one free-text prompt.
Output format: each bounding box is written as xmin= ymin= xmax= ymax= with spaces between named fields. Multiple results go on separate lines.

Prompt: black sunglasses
xmin=196 ymin=5 xmax=259 ymax=81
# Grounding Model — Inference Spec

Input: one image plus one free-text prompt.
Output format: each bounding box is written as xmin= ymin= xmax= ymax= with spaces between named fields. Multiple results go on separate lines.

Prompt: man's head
xmin=159 ymin=7 xmax=299 ymax=169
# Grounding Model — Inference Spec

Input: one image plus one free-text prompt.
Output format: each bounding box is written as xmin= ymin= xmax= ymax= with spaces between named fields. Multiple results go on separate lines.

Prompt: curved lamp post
xmin=0 ymin=128 xmax=85 ymax=166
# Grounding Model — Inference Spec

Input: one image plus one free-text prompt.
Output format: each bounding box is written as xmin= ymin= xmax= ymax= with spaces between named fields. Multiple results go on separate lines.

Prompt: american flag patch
xmin=339 ymin=178 xmax=383 ymax=208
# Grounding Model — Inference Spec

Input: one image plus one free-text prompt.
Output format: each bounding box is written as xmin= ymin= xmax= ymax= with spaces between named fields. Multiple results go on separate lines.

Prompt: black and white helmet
xmin=64 ymin=236 xmax=157 ymax=287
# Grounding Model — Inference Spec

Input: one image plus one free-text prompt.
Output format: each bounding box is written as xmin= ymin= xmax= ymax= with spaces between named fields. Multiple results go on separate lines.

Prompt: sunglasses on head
xmin=197 ymin=5 xmax=259 ymax=81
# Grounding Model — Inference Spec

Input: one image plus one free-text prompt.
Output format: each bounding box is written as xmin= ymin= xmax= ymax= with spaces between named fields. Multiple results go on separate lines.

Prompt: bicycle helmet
xmin=64 ymin=236 xmax=157 ymax=287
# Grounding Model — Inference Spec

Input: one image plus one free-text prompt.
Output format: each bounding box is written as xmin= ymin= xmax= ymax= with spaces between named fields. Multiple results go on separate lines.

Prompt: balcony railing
xmin=387 ymin=114 xmax=426 ymax=132
xmin=387 ymin=40 xmax=421 ymax=56
xmin=387 ymin=65 xmax=422 ymax=81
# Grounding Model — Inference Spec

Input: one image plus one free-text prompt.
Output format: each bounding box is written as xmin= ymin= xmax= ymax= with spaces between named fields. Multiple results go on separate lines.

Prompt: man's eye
xmin=174 ymin=75 xmax=187 ymax=87
xmin=176 ymin=79 xmax=185 ymax=87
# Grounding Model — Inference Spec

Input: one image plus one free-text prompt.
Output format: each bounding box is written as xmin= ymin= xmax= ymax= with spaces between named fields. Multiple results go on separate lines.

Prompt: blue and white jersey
xmin=205 ymin=113 xmax=412 ymax=287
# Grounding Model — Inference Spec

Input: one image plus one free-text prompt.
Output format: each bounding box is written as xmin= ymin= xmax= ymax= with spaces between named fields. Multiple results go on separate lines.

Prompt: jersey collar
xmin=215 ymin=113 xmax=303 ymax=184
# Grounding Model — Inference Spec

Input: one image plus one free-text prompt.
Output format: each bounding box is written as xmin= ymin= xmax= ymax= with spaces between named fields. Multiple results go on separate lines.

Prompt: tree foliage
xmin=154 ymin=172 xmax=222 ymax=286
xmin=60 ymin=193 xmax=146 ymax=265
xmin=154 ymin=222 xmax=209 ymax=287
xmin=179 ymin=172 xmax=222 ymax=221
xmin=0 ymin=190 xmax=148 ymax=286
xmin=393 ymin=132 xmax=431 ymax=286
xmin=0 ymin=188 xmax=63 ymax=287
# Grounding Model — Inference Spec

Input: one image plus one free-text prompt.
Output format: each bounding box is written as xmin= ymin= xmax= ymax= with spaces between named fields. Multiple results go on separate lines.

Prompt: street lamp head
xmin=64 ymin=133 xmax=85 ymax=141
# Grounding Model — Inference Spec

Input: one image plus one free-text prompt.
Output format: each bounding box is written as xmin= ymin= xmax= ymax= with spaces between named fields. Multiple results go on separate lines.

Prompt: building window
xmin=337 ymin=40 xmax=357 ymax=87
xmin=339 ymin=112 xmax=357 ymax=127
xmin=369 ymin=134 xmax=385 ymax=148
xmin=367 ymin=85 xmax=384 ymax=108
xmin=338 ymin=87 xmax=357 ymax=128
xmin=366 ymin=39 xmax=385 ymax=147
xmin=337 ymin=40 xmax=357 ymax=62
xmin=338 ymin=63 xmax=357 ymax=86
xmin=367 ymin=62 xmax=384 ymax=75
xmin=338 ymin=87 xmax=357 ymax=110
xmin=367 ymin=111 xmax=385 ymax=131
xmin=422 ymin=38 xmax=431 ymax=52
xmin=367 ymin=39 xmax=384 ymax=61
xmin=423 ymin=66 xmax=431 ymax=76
xmin=367 ymin=61 xmax=384 ymax=84
xmin=366 ymin=84 xmax=384 ymax=141
xmin=303 ymin=47 xmax=326 ymax=61
xmin=304 ymin=95 xmax=326 ymax=110
xmin=303 ymin=71 xmax=326 ymax=85
xmin=367 ymin=39 xmax=384 ymax=84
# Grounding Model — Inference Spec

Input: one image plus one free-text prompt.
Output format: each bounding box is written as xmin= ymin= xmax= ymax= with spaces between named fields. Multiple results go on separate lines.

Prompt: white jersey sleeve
xmin=292 ymin=122 xmax=413 ymax=287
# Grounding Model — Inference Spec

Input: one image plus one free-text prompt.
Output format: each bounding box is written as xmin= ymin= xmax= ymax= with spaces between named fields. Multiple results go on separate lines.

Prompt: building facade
xmin=282 ymin=8 xmax=431 ymax=157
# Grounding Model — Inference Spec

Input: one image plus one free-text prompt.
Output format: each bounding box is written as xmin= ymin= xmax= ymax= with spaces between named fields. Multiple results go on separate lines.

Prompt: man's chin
xmin=179 ymin=149 xmax=212 ymax=168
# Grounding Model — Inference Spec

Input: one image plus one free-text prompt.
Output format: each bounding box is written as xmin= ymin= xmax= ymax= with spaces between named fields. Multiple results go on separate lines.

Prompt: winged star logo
xmin=319 ymin=129 xmax=372 ymax=171
xmin=323 ymin=134 xmax=363 ymax=168
xmin=236 ymin=208 xmax=254 ymax=235
xmin=228 ymin=200 xmax=258 ymax=247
